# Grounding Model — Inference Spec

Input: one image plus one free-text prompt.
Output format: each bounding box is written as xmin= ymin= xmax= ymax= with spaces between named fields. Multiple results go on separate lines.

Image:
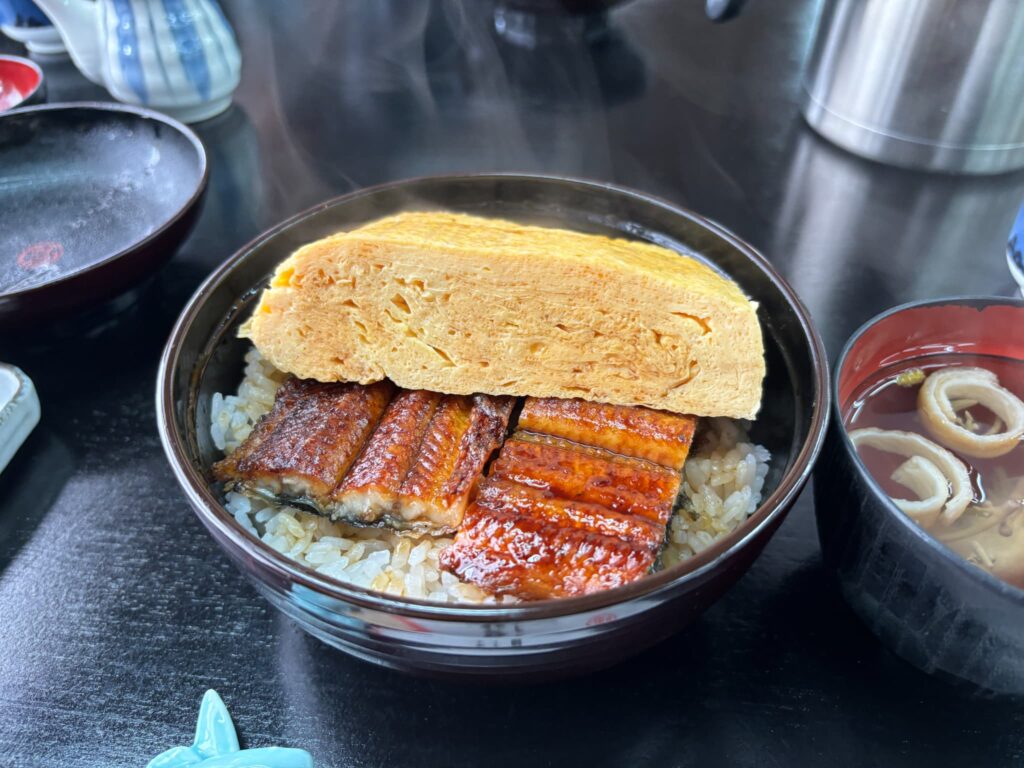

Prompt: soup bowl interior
xmin=159 ymin=174 xmax=828 ymax=678
xmin=816 ymin=296 xmax=1024 ymax=694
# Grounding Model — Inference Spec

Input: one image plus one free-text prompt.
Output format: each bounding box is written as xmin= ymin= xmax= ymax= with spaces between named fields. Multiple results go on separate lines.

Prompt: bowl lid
xmin=0 ymin=103 xmax=207 ymax=307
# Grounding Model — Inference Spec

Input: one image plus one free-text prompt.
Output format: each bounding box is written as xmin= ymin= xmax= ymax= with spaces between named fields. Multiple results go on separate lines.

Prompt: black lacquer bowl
xmin=815 ymin=297 xmax=1024 ymax=694
xmin=0 ymin=103 xmax=207 ymax=329
xmin=157 ymin=175 xmax=829 ymax=679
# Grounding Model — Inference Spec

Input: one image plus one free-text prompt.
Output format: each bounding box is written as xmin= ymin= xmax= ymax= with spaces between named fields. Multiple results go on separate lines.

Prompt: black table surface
xmin=2 ymin=2 xmax=1023 ymax=766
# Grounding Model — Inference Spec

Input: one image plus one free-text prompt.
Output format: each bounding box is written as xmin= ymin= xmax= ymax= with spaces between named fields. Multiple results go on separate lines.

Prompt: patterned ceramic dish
xmin=0 ymin=0 xmax=64 ymax=54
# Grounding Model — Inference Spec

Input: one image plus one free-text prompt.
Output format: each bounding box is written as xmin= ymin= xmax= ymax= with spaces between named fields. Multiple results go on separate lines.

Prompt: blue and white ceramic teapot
xmin=35 ymin=0 xmax=241 ymax=122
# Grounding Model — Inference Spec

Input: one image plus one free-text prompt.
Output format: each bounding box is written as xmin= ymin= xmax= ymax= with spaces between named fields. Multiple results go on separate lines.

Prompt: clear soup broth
xmin=845 ymin=353 xmax=1024 ymax=588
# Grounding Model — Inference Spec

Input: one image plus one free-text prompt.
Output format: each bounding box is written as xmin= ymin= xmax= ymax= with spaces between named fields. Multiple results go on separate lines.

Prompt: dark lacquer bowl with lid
xmin=815 ymin=296 xmax=1024 ymax=695
xmin=157 ymin=174 xmax=829 ymax=679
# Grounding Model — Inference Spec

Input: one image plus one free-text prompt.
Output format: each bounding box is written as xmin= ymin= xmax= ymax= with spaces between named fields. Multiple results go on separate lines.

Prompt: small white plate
xmin=0 ymin=364 xmax=40 ymax=473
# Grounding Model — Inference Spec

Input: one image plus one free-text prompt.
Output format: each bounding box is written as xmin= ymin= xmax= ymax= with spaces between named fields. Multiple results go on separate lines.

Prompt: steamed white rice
xmin=211 ymin=348 xmax=770 ymax=604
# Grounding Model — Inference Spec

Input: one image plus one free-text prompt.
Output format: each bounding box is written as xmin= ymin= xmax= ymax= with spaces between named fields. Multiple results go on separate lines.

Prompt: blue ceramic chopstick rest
xmin=147 ymin=690 xmax=313 ymax=768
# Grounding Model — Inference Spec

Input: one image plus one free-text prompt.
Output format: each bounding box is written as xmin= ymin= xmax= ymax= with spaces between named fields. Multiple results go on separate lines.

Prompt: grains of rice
xmin=211 ymin=347 xmax=771 ymax=603
xmin=661 ymin=417 xmax=771 ymax=568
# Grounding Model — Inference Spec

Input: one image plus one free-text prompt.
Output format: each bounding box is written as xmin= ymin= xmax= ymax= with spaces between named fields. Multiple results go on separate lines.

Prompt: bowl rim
xmin=0 ymin=101 xmax=209 ymax=301
xmin=157 ymin=172 xmax=831 ymax=621
xmin=833 ymin=293 xmax=1024 ymax=604
xmin=0 ymin=53 xmax=43 ymax=109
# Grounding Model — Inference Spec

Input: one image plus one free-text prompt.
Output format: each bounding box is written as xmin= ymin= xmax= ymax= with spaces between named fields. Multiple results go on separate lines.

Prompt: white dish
xmin=0 ymin=24 xmax=65 ymax=55
xmin=0 ymin=363 xmax=40 ymax=473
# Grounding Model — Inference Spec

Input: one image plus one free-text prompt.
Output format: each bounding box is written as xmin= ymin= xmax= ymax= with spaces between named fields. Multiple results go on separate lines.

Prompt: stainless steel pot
xmin=802 ymin=0 xmax=1024 ymax=174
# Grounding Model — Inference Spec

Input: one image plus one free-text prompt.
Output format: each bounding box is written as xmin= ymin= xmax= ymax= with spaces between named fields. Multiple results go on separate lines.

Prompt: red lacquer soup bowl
xmin=816 ymin=296 xmax=1024 ymax=694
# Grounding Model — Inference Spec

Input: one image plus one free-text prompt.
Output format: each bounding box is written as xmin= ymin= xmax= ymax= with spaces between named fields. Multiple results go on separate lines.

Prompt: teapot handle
xmin=705 ymin=0 xmax=748 ymax=22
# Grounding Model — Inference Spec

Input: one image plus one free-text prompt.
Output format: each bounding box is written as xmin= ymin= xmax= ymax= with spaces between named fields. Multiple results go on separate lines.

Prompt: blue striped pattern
xmin=201 ymin=0 xmax=233 ymax=80
xmin=142 ymin=3 xmax=173 ymax=94
xmin=111 ymin=0 xmax=148 ymax=102
xmin=161 ymin=0 xmax=211 ymax=101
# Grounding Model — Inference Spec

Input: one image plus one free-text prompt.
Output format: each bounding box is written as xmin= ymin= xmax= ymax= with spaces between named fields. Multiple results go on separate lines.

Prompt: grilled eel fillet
xmin=516 ymin=396 xmax=696 ymax=471
xmin=213 ymin=377 xmax=513 ymax=533
xmin=440 ymin=398 xmax=697 ymax=599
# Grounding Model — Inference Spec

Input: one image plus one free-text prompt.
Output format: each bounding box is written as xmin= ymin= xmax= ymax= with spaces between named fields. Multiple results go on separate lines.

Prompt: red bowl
xmin=0 ymin=54 xmax=44 ymax=111
xmin=816 ymin=296 xmax=1024 ymax=693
